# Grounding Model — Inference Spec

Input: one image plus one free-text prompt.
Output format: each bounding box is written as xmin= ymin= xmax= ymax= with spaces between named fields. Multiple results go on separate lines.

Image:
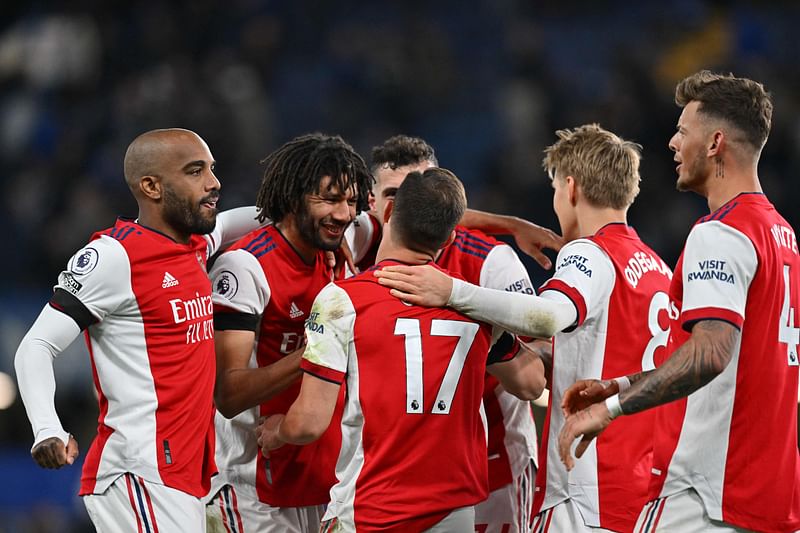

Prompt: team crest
xmin=196 ymin=251 xmax=206 ymax=268
xmin=214 ymin=270 xmax=238 ymax=299
xmin=69 ymin=247 xmax=99 ymax=275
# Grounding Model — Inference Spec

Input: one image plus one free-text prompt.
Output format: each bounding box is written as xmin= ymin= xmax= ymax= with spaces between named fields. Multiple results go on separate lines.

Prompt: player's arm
xmin=16 ymin=238 xmax=129 ymax=469
xmin=258 ymin=374 xmax=341 ymax=451
xmin=213 ymin=328 xmax=303 ymax=419
xmin=374 ymin=265 xmax=576 ymax=338
xmin=211 ymin=251 xmax=306 ymax=418
xmin=558 ymin=319 xmax=739 ymax=469
xmin=558 ymin=221 xmax=755 ymax=469
xmin=257 ymin=283 xmax=354 ymax=453
xmin=15 ymin=303 xmax=83 ymax=469
xmin=460 ymin=209 xmax=564 ymax=270
xmin=205 ymin=206 xmax=267 ymax=256
xmin=522 ymin=338 xmax=553 ymax=389
xmin=486 ymin=334 xmax=546 ymax=401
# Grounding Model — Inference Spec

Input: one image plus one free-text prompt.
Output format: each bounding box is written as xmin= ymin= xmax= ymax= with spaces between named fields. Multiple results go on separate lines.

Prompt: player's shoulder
xmin=224 ymin=225 xmax=277 ymax=256
xmin=72 ymin=232 xmax=129 ymax=272
xmin=58 ymin=232 xmax=131 ymax=300
xmin=452 ymin=225 xmax=503 ymax=250
xmin=312 ymin=281 xmax=357 ymax=316
xmin=90 ymin=219 xmax=163 ymax=252
xmin=337 ymin=264 xmax=382 ymax=289
xmin=695 ymin=192 xmax=778 ymax=232
xmin=556 ymin=237 xmax=609 ymax=262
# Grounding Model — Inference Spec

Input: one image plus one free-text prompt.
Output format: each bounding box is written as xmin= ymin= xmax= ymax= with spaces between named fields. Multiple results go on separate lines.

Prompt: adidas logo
xmin=289 ymin=301 xmax=304 ymax=319
xmin=162 ymin=272 xmax=179 ymax=288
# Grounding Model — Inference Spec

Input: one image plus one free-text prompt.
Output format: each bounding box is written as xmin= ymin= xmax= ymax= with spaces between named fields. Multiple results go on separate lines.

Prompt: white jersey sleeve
xmin=480 ymin=244 xmax=535 ymax=294
xmin=540 ymin=239 xmax=615 ymax=328
xmin=302 ymin=283 xmax=356 ymax=377
xmin=15 ymin=305 xmax=82 ymax=449
xmin=679 ymin=221 xmax=757 ymax=329
xmin=448 ymin=280 xmax=576 ymax=339
xmin=345 ymin=212 xmax=380 ymax=265
xmin=204 ymin=206 xmax=266 ymax=257
xmin=15 ymin=236 xmax=134 ymax=451
xmin=57 ymin=237 xmax=131 ymax=321
xmin=209 ymin=249 xmax=271 ymax=315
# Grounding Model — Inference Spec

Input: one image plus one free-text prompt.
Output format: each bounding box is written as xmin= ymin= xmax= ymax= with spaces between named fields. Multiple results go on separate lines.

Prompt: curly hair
xmin=256 ymin=133 xmax=373 ymax=223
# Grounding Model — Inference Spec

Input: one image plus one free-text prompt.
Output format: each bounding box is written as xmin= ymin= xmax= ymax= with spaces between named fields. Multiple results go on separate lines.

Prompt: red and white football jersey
xmin=302 ymin=261 xmax=509 ymax=532
xmin=648 ymin=193 xmax=800 ymax=532
xmin=51 ymin=219 xmax=219 ymax=498
xmin=348 ymin=218 xmax=539 ymax=493
xmin=436 ymin=227 xmax=538 ymax=492
xmin=208 ymin=224 xmax=340 ymax=508
xmin=533 ymin=223 xmax=673 ymax=531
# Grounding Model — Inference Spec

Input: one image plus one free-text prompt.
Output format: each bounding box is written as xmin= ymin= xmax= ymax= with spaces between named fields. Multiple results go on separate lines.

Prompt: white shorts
xmin=425 ymin=506 xmax=475 ymax=533
xmin=532 ymin=499 xmax=615 ymax=533
xmin=475 ymin=459 xmax=535 ymax=533
xmin=320 ymin=506 xmax=475 ymax=533
xmin=635 ymin=489 xmax=755 ymax=533
xmin=206 ymin=483 xmax=325 ymax=533
xmin=83 ymin=472 xmax=205 ymax=533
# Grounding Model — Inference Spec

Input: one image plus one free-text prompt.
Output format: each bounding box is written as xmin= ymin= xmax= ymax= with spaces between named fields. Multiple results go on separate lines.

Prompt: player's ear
xmin=139 ymin=174 xmax=163 ymax=200
xmin=566 ymin=175 xmax=578 ymax=206
xmin=708 ymin=130 xmax=724 ymax=157
xmin=382 ymin=199 xmax=394 ymax=224
xmin=443 ymin=229 xmax=457 ymax=248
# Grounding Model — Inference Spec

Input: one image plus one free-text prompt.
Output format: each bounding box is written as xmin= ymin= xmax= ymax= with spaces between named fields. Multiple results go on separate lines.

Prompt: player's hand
xmin=561 ymin=379 xmax=619 ymax=416
xmin=31 ymin=434 xmax=79 ymax=469
xmin=558 ymin=402 xmax=613 ymax=471
xmin=373 ymin=265 xmax=452 ymax=307
xmin=509 ymin=219 xmax=564 ymax=270
xmin=256 ymin=414 xmax=286 ymax=457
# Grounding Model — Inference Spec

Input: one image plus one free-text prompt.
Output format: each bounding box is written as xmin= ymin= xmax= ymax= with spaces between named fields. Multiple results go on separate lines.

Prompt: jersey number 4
xmin=780 ymin=265 xmax=799 ymax=366
xmin=394 ymin=318 xmax=479 ymax=415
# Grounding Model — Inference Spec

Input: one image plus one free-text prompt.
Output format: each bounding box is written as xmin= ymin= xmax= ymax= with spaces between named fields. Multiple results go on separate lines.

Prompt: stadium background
xmin=0 ymin=1 xmax=798 ymax=531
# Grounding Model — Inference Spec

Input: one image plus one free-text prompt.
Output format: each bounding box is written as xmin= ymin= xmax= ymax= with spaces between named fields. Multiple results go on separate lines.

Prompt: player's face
xmin=296 ymin=175 xmax=357 ymax=251
xmin=552 ymin=175 xmax=579 ymax=242
xmin=160 ymin=135 xmax=221 ymax=236
xmin=669 ymin=101 xmax=712 ymax=194
xmin=372 ymin=161 xmax=435 ymax=226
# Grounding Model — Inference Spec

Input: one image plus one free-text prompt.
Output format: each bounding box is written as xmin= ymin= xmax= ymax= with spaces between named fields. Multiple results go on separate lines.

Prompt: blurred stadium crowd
xmin=0 ymin=0 xmax=798 ymax=531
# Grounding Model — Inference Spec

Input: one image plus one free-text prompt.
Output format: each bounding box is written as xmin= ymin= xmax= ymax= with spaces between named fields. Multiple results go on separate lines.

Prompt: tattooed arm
xmin=557 ymin=319 xmax=739 ymax=470
xmin=619 ymin=320 xmax=738 ymax=413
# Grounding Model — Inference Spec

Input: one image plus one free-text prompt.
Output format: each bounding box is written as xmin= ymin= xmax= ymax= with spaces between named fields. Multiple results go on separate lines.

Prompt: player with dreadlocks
xmin=204 ymin=133 xmax=372 ymax=532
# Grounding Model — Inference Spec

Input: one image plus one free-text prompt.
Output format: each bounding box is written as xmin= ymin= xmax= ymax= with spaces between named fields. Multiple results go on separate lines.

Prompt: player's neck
xmin=704 ymin=172 xmax=762 ymax=213
xmin=578 ymin=207 xmax=628 ymax=238
xmin=136 ymin=211 xmax=191 ymax=244
xmin=275 ymin=218 xmax=317 ymax=265
xmin=375 ymin=241 xmax=434 ymax=266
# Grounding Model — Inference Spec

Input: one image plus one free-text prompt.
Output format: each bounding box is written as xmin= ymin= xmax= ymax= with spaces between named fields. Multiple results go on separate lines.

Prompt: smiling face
xmin=295 ymin=175 xmax=357 ymax=251
xmin=154 ymin=131 xmax=220 ymax=237
xmin=668 ymin=101 xmax=713 ymax=194
xmin=372 ymin=160 xmax=435 ymax=226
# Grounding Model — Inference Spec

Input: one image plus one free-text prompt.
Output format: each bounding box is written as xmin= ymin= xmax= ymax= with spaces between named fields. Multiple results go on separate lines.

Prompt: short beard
xmin=163 ymin=184 xmax=217 ymax=236
xmin=295 ymin=203 xmax=344 ymax=252
xmin=676 ymin=151 xmax=709 ymax=193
